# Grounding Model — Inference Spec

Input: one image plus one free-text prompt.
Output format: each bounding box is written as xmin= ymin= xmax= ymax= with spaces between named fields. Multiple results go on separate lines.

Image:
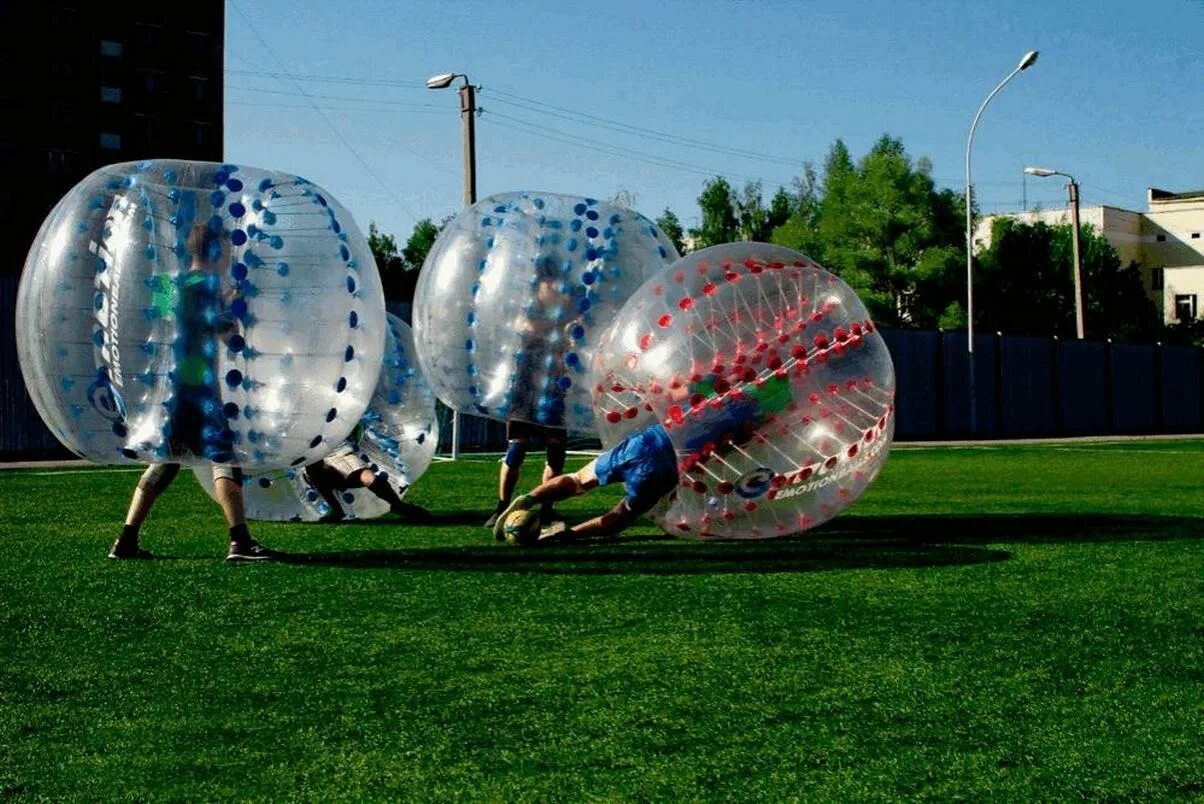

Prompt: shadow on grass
xmin=278 ymin=512 xmax=1200 ymax=575
xmin=824 ymin=513 xmax=1203 ymax=545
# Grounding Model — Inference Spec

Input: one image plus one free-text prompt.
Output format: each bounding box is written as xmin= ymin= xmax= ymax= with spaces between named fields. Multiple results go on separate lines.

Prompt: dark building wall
xmin=0 ymin=2 xmax=224 ymax=278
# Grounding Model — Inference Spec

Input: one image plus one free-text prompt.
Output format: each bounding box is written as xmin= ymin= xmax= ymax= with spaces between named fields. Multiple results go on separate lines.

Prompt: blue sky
xmin=224 ymin=0 xmax=1204 ymax=242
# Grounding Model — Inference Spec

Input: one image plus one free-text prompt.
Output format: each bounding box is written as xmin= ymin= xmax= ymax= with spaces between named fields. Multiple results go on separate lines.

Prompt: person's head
xmin=186 ymin=221 xmax=226 ymax=267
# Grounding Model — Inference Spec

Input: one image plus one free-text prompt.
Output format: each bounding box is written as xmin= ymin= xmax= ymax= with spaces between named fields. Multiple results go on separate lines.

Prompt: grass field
xmin=1 ymin=440 xmax=1202 ymax=800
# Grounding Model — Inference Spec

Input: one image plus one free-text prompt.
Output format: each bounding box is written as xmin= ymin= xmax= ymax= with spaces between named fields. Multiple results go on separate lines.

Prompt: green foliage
xmin=655 ymin=208 xmax=686 ymax=255
xmin=768 ymin=137 xmax=966 ymax=328
xmin=370 ymin=219 xmax=445 ymax=303
xmin=2 ymin=442 xmax=1203 ymax=799
xmin=976 ymin=219 xmax=1161 ymax=341
xmin=690 ymin=176 xmax=740 ymax=248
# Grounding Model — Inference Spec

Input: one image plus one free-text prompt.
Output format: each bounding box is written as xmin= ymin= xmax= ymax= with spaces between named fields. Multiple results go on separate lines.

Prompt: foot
xmin=537 ymin=520 xmax=568 ymax=544
xmin=226 ymin=539 xmax=283 ymax=562
xmin=391 ymin=501 xmax=431 ymax=521
xmin=539 ymin=503 xmax=557 ymax=526
xmin=491 ymin=494 xmax=536 ymax=542
xmin=108 ymin=540 xmax=154 ymax=560
xmin=318 ymin=510 xmax=346 ymax=523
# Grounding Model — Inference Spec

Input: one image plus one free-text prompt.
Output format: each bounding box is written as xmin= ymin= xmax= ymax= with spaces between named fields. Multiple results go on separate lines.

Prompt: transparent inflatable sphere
xmin=15 ymin=160 xmax=385 ymax=469
xmin=195 ymin=314 xmax=439 ymax=521
xmin=590 ymin=243 xmax=896 ymax=539
xmin=412 ymin=191 xmax=678 ymax=432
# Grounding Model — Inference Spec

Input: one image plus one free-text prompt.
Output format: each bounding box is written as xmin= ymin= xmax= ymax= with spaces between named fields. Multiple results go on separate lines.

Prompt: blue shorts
xmin=594 ymin=424 xmax=678 ymax=513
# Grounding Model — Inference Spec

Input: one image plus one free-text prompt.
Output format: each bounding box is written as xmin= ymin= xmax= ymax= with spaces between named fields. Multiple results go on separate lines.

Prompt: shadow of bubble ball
xmin=194 ymin=314 xmax=439 ymax=521
xmin=16 ymin=160 xmax=386 ymax=469
xmin=589 ymin=242 xmax=897 ymax=540
xmin=412 ymin=191 xmax=679 ymax=432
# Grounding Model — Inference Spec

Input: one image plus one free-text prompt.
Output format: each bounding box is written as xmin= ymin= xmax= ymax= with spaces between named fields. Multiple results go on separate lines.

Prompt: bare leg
xmin=212 ymin=475 xmax=247 ymax=529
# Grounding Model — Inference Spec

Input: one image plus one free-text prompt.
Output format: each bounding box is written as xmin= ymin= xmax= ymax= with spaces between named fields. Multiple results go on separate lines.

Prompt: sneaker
xmin=108 ymin=540 xmax=154 ymax=560
xmin=318 ymin=510 xmax=346 ymax=523
xmin=484 ymin=510 xmax=502 ymax=530
xmin=226 ymin=540 xmax=282 ymax=562
xmin=538 ymin=520 xmax=568 ymax=543
xmin=491 ymin=494 xmax=536 ymax=542
xmin=391 ymin=501 xmax=431 ymax=521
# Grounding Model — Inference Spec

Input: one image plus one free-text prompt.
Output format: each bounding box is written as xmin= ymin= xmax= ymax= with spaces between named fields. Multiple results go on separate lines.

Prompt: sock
xmin=119 ymin=524 xmax=140 ymax=544
xmin=494 ymin=499 xmax=509 ymax=513
xmin=228 ymin=523 xmax=251 ymax=546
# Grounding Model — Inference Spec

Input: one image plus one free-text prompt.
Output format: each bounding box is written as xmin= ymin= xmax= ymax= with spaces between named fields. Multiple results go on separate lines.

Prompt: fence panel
xmin=1056 ymin=340 xmax=1109 ymax=435
xmin=879 ymin=329 xmax=939 ymax=440
xmin=999 ymin=336 xmax=1056 ymax=437
xmin=1160 ymin=346 xmax=1203 ymax=433
xmin=1110 ymin=343 xmax=1158 ymax=433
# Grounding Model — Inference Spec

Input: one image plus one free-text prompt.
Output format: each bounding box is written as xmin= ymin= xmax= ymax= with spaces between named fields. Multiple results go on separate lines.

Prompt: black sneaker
xmin=226 ymin=540 xmax=282 ymax=562
xmin=108 ymin=540 xmax=154 ymax=560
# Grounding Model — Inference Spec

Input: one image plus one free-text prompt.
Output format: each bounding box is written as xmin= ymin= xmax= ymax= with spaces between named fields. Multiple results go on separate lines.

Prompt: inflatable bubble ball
xmin=589 ymin=242 xmax=896 ymax=540
xmin=16 ymin=160 xmax=386 ymax=470
xmin=412 ymin=191 xmax=679 ymax=432
xmin=194 ymin=314 xmax=439 ymax=521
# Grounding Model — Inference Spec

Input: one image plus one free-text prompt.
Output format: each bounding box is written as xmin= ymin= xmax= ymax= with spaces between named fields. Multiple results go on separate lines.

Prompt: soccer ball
xmin=502 ymin=508 xmax=541 ymax=546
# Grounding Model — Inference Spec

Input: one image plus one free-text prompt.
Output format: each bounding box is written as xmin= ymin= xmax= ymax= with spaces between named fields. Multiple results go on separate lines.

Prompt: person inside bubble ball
xmin=484 ymin=257 xmax=573 ymax=530
xmin=492 ymin=365 xmax=796 ymax=546
xmin=491 ymin=420 xmax=677 ymax=545
xmin=109 ymin=219 xmax=280 ymax=562
xmin=303 ymin=425 xmax=431 ymax=523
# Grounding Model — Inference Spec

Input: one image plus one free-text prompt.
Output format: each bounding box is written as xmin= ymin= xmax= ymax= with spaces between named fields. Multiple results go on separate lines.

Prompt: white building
xmin=975 ymin=188 xmax=1204 ymax=324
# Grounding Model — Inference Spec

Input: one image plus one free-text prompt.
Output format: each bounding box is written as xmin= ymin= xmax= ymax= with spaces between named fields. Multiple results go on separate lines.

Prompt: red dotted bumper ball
xmin=589 ymin=243 xmax=895 ymax=539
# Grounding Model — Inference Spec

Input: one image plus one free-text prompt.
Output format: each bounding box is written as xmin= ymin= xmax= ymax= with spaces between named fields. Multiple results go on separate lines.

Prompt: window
xmin=1192 ymin=232 xmax=1201 ymax=240
xmin=46 ymin=149 xmax=79 ymax=176
xmin=100 ymin=40 xmax=123 ymax=57
xmin=1151 ymin=267 xmax=1164 ymax=291
xmin=190 ymin=77 xmax=207 ymax=102
xmin=99 ymin=132 xmax=121 ymax=150
xmin=1155 ymin=234 xmax=1167 ymax=242
xmin=1175 ymin=294 xmax=1198 ymax=321
xmin=141 ymin=71 xmax=160 ymax=97
xmin=100 ymin=86 xmax=122 ymax=103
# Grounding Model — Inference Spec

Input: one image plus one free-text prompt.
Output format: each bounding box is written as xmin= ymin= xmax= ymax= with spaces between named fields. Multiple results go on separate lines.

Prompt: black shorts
xmin=506 ymin=419 xmax=566 ymax=443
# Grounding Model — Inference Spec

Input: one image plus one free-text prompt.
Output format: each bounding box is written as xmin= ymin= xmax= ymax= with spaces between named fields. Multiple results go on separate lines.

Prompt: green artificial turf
xmin=1 ymin=441 xmax=1202 ymax=800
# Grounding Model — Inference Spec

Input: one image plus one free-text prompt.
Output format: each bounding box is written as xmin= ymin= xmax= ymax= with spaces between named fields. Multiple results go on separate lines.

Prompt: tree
xmin=655 ymin=208 xmax=686 ymax=255
xmin=690 ymin=177 xmax=739 ymax=248
xmin=975 ymin=218 xmax=1160 ymax=341
xmin=402 ymin=218 xmax=440 ymax=271
xmin=799 ymin=136 xmax=965 ymax=328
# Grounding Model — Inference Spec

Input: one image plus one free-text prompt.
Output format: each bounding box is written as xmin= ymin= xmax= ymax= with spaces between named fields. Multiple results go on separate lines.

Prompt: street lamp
xmin=428 ymin=71 xmax=480 ymax=459
xmin=964 ymin=49 xmax=1039 ymax=433
xmin=1024 ymin=166 xmax=1085 ymax=339
xmin=426 ymin=72 xmax=478 ymax=208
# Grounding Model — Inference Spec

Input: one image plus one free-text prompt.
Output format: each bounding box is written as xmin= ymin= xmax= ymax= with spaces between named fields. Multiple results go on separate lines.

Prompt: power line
xmin=484 ymin=109 xmax=794 ymax=189
xmin=228 ymin=3 xmax=423 ymax=221
xmin=485 ymin=88 xmax=803 ymax=168
xmin=227 ymin=83 xmax=446 ymax=111
xmin=226 ymin=68 xmax=426 ymax=89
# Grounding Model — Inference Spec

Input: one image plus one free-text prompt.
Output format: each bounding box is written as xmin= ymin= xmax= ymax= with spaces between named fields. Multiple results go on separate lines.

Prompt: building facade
xmin=974 ymin=188 xmax=1204 ymax=324
xmin=0 ymin=3 xmax=224 ymax=278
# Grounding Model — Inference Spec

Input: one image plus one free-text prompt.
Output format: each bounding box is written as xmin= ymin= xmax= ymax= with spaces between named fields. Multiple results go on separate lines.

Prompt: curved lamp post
xmin=427 ymin=71 xmax=480 ymax=459
xmin=1024 ymin=166 xmax=1085 ymax=339
xmin=964 ymin=50 xmax=1039 ymax=433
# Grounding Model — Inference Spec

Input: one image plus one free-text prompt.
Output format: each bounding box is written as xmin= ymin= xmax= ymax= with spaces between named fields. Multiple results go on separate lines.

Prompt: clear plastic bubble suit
xmin=591 ymin=243 xmax=895 ymax=539
xmin=193 ymin=314 xmax=439 ymax=521
xmin=412 ymin=191 xmax=679 ymax=431
xmin=15 ymin=160 xmax=386 ymax=469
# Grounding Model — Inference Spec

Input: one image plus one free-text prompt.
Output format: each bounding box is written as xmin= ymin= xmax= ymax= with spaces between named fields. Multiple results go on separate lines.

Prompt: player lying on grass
xmin=491 ymin=421 xmax=679 ymax=545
